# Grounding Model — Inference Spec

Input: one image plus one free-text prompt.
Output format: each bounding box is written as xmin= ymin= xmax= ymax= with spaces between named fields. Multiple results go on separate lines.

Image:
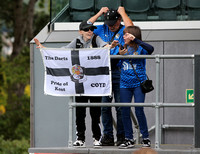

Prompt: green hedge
xmin=0 ymin=136 xmax=29 ymax=154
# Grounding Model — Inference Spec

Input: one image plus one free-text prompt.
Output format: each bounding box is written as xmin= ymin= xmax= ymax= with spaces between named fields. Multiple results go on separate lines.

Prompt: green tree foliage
xmin=0 ymin=0 xmax=14 ymax=34
xmin=0 ymin=47 xmax=30 ymax=140
xmin=0 ymin=0 xmax=41 ymax=58
xmin=0 ymin=0 xmax=49 ymax=152
xmin=34 ymin=11 xmax=50 ymax=36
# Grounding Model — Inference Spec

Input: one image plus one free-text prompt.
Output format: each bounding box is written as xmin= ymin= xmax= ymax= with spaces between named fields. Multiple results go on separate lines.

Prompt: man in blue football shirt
xmin=88 ymin=6 xmax=133 ymax=146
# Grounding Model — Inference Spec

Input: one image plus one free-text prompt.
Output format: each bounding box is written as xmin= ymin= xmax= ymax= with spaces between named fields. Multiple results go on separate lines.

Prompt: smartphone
xmin=118 ymin=44 xmax=124 ymax=50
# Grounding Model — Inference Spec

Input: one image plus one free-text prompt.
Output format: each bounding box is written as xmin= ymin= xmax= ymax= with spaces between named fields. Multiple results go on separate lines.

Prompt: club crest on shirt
xmin=116 ymin=33 xmax=120 ymax=39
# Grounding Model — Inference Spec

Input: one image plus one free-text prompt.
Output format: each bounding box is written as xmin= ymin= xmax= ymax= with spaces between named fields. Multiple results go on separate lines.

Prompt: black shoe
xmin=141 ymin=138 xmax=151 ymax=147
xmin=115 ymin=134 xmax=125 ymax=146
xmin=118 ymin=138 xmax=134 ymax=149
xmin=100 ymin=134 xmax=114 ymax=146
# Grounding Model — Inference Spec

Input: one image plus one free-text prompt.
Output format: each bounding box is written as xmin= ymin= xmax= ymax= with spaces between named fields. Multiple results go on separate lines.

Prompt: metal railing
xmin=68 ymin=54 xmax=197 ymax=149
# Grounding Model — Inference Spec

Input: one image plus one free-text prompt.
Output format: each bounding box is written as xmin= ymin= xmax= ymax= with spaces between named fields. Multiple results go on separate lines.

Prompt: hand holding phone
xmin=118 ymin=44 xmax=124 ymax=50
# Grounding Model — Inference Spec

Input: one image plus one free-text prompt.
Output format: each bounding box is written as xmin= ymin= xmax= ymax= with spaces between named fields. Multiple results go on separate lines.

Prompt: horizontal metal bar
xmin=70 ymin=103 xmax=194 ymax=107
xmin=70 ymin=103 xmax=154 ymax=107
xmin=158 ymin=103 xmax=195 ymax=107
xmin=162 ymin=124 xmax=194 ymax=129
xmin=158 ymin=55 xmax=195 ymax=59
xmin=155 ymin=103 xmax=195 ymax=107
xmin=110 ymin=54 xmax=194 ymax=59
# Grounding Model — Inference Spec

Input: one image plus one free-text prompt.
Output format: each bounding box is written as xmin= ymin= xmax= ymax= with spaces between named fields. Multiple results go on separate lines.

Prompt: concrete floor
xmin=29 ymin=144 xmax=200 ymax=154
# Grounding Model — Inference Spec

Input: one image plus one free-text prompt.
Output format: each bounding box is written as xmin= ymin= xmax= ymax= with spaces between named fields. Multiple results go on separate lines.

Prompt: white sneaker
xmin=73 ymin=140 xmax=85 ymax=147
xmin=93 ymin=138 xmax=102 ymax=148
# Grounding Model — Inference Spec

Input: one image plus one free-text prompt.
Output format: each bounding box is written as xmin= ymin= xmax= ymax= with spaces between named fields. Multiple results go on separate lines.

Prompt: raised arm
xmin=117 ymin=7 xmax=133 ymax=27
xmin=34 ymin=38 xmax=46 ymax=48
xmin=134 ymin=38 xmax=154 ymax=55
xmin=88 ymin=7 xmax=109 ymax=24
xmin=124 ymin=33 xmax=154 ymax=54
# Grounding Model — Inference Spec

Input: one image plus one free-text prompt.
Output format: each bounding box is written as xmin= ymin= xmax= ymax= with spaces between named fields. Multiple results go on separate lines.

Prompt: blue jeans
xmin=101 ymin=70 xmax=124 ymax=137
xmin=120 ymin=86 xmax=149 ymax=140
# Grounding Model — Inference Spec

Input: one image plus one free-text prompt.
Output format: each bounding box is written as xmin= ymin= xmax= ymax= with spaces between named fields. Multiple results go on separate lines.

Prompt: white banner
xmin=40 ymin=47 xmax=112 ymax=96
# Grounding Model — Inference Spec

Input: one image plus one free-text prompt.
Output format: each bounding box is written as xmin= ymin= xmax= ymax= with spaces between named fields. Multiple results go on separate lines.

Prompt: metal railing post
xmin=155 ymin=55 xmax=161 ymax=103
xmin=155 ymin=55 xmax=161 ymax=149
xmin=68 ymin=97 xmax=73 ymax=147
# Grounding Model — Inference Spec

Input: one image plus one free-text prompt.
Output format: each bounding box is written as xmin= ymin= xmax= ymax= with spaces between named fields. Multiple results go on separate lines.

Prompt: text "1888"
xmin=87 ymin=56 xmax=101 ymax=60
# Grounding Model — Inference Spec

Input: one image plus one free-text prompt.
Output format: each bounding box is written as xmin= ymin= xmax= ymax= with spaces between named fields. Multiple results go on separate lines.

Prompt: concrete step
xmin=29 ymin=144 xmax=200 ymax=154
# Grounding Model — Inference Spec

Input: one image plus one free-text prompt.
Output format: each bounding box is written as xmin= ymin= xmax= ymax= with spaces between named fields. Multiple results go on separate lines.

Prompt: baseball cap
xmin=104 ymin=9 xmax=121 ymax=26
xmin=79 ymin=21 xmax=97 ymax=30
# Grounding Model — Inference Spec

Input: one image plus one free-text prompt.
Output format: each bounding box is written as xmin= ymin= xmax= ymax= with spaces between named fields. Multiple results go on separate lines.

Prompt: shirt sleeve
xmin=93 ymin=25 xmax=103 ymax=36
xmin=134 ymin=38 xmax=154 ymax=55
xmin=96 ymin=36 xmax=107 ymax=47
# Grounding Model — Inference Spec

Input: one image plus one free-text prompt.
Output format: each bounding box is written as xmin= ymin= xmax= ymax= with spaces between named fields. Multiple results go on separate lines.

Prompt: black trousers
xmin=75 ymin=96 xmax=102 ymax=141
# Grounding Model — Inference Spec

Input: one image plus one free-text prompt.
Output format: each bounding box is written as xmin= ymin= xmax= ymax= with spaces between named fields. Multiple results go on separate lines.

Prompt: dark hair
xmin=123 ymin=26 xmax=142 ymax=50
